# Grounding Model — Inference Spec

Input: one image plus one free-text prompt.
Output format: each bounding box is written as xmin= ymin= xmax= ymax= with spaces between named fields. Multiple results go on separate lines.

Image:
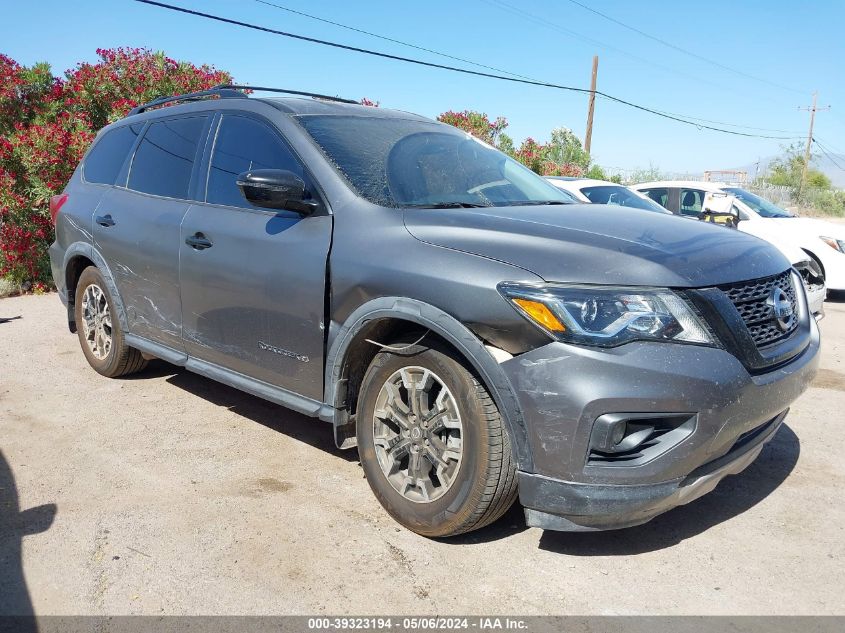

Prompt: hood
xmin=403 ymin=204 xmax=790 ymax=287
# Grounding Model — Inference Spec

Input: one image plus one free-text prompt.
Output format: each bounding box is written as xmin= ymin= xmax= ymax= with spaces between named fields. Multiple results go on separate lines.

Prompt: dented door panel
xmin=92 ymin=187 xmax=189 ymax=350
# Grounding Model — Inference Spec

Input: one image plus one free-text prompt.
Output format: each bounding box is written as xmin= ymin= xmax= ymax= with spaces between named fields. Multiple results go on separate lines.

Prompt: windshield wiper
xmin=505 ymin=200 xmax=572 ymax=206
xmin=405 ymin=202 xmax=492 ymax=209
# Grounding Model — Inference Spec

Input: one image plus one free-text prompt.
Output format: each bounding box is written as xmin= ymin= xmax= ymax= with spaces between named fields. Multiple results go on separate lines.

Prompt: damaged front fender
xmin=324 ymin=296 xmax=534 ymax=471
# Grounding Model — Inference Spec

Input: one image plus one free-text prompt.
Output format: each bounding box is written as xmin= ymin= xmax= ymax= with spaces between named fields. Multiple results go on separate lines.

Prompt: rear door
xmin=178 ymin=112 xmax=332 ymax=400
xmin=94 ymin=114 xmax=211 ymax=350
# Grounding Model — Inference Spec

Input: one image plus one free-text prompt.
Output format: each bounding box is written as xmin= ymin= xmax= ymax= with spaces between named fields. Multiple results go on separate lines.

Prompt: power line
xmin=482 ymin=0 xmax=801 ymax=105
xmin=562 ymin=0 xmax=805 ymax=95
xmin=814 ymin=138 xmax=845 ymax=171
xmin=815 ymin=137 xmax=844 ymax=156
xmin=596 ymin=95 xmax=804 ymax=134
xmin=255 ymin=0 xmax=802 ymax=135
xmin=251 ymin=0 xmax=535 ymax=81
xmin=133 ymin=0 xmax=805 ymax=140
xmin=480 ymin=0 xmax=748 ymax=97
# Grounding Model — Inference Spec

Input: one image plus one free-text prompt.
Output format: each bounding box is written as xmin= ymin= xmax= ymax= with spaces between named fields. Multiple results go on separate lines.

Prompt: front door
xmin=178 ymin=113 xmax=331 ymax=400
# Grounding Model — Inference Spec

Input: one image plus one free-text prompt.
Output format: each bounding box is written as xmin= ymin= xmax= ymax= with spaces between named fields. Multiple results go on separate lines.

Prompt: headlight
xmin=499 ymin=282 xmax=714 ymax=347
xmin=820 ymin=236 xmax=845 ymax=253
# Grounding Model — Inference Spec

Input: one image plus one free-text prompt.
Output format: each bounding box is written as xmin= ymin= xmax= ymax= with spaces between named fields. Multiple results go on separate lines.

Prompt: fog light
xmin=587 ymin=413 xmax=697 ymax=466
xmin=610 ymin=420 xmax=626 ymax=447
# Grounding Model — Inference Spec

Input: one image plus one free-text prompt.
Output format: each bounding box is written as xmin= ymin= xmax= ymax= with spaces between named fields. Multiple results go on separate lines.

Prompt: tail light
xmin=49 ymin=193 xmax=69 ymax=225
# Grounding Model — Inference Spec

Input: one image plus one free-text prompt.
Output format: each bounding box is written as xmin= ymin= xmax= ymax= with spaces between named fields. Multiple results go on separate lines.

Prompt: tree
xmin=766 ymin=143 xmax=830 ymax=190
xmin=436 ymin=109 xmax=614 ymax=178
xmin=545 ymin=127 xmax=590 ymax=170
xmin=629 ymin=164 xmax=665 ymax=184
xmin=0 ymin=48 xmax=233 ymax=288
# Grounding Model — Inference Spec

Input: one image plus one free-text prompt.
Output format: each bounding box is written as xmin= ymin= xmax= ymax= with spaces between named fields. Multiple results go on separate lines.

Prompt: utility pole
xmin=798 ymin=92 xmax=830 ymax=195
xmin=584 ymin=55 xmax=599 ymax=155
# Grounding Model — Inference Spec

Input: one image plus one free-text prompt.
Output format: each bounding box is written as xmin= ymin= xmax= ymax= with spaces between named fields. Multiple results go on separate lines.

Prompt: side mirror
xmin=236 ymin=169 xmax=318 ymax=215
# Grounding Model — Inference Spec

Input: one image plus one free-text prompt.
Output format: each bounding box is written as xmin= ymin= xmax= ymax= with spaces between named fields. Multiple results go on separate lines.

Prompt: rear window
xmin=580 ymin=185 xmax=670 ymax=213
xmin=128 ymin=116 xmax=208 ymax=199
xmin=83 ymin=124 xmax=142 ymax=185
xmin=640 ymin=187 xmax=669 ymax=209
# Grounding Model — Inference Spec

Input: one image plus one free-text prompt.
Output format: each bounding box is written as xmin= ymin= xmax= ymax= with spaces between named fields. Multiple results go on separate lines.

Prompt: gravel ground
xmin=1 ymin=292 xmax=844 ymax=615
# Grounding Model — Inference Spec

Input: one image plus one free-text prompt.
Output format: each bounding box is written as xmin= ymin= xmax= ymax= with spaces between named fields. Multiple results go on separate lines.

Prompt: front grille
xmin=718 ymin=270 xmax=798 ymax=348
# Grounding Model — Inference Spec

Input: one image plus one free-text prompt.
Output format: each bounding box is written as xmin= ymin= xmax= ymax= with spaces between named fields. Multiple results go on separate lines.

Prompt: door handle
xmin=185 ymin=232 xmax=213 ymax=250
xmin=95 ymin=214 xmax=115 ymax=227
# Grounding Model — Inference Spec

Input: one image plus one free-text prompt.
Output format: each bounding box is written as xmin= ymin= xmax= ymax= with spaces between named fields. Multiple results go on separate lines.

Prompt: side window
xmin=680 ymin=188 xmax=705 ymax=216
xmin=641 ymin=188 xmax=669 ymax=209
xmin=83 ymin=124 xmax=143 ymax=185
xmin=128 ymin=116 xmax=208 ymax=199
xmin=207 ymin=115 xmax=306 ymax=209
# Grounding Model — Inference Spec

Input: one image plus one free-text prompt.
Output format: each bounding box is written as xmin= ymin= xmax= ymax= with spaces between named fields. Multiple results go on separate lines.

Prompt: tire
xmin=356 ymin=341 xmax=518 ymax=537
xmin=74 ymin=266 xmax=147 ymax=378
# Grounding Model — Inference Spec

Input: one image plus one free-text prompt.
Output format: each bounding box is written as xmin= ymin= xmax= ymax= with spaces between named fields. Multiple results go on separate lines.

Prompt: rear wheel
xmin=74 ymin=266 xmax=147 ymax=378
xmin=356 ymin=341 xmax=518 ymax=537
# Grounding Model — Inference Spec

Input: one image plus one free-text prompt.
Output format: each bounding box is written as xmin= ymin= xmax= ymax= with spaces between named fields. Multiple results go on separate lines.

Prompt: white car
xmin=546 ymin=177 xmax=672 ymax=214
xmin=549 ymin=178 xmax=826 ymax=315
xmin=635 ymin=181 xmax=843 ymax=292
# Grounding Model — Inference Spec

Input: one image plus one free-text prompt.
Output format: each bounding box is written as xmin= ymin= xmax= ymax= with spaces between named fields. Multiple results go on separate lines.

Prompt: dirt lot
xmin=1 ymin=292 xmax=844 ymax=616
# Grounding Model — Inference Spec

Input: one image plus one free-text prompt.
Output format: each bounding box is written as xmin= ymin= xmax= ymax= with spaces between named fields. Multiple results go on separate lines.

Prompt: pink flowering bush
xmin=0 ymin=48 xmax=233 ymax=287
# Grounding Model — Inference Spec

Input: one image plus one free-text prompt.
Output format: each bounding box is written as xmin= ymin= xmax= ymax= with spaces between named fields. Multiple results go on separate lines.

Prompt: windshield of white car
xmin=297 ymin=115 xmax=574 ymax=208
xmin=580 ymin=185 xmax=671 ymax=214
xmin=723 ymin=188 xmax=794 ymax=218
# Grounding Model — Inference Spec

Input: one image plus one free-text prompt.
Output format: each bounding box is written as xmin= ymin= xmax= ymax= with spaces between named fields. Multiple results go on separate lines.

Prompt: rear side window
xmin=128 ymin=116 xmax=208 ymax=199
xmin=83 ymin=124 xmax=142 ymax=185
xmin=641 ymin=187 xmax=669 ymax=209
xmin=206 ymin=115 xmax=305 ymax=209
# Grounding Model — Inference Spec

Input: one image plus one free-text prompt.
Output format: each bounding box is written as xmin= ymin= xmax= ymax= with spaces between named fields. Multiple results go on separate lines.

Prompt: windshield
xmin=297 ymin=115 xmax=574 ymax=208
xmin=723 ymin=187 xmax=794 ymax=218
xmin=580 ymin=185 xmax=671 ymax=214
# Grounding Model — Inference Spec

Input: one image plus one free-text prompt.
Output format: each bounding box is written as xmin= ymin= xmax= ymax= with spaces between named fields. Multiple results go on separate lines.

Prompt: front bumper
xmin=502 ymin=318 xmax=819 ymax=531
xmin=521 ymin=410 xmax=785 ymax=531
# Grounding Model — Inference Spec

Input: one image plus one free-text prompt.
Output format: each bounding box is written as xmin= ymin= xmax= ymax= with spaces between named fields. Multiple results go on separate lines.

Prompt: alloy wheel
xmin=80 ymin=283 xmax=112 ymax=360
xmin=372 ymin=366 xmax=463 ymax=503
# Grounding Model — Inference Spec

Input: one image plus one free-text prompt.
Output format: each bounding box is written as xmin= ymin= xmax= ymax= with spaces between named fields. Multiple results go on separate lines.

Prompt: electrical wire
xmin=815 ymin=137 xmax=845 ymax=157
xmin=483 ymin=0 xmax=802 ymax=104
xmin=562 ymin=0 xmax=806 ymax=95
xmin=251 ymin=0 xmax=535 ymax=81
xmin=813 ymin=138 xmax=845 ymax=171
xmin=595 ymin=95 xmax=804 ymax=134
xmin=134 ymin=0 xmax=806 ymax=140
xmin=254 ymin=0 xmax=802 ymax=135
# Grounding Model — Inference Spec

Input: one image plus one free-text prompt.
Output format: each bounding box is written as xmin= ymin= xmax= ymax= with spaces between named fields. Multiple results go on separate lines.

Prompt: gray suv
xmin=49 ymin=86 xmax=819 ymax=537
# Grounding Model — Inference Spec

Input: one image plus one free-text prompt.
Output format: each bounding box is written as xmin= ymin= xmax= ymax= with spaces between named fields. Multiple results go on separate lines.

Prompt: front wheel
xmin=356 ymin=342 xmax=518 ymax=537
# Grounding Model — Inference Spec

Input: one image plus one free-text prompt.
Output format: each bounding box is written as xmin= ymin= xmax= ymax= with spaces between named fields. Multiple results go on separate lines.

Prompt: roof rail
xmin=217 ymin=84 xmax=358 ymax=104
xmin=127 ymin=84 xmax=358 ymax=116
xmin=127 ymin=86 xmax=247 ymax=115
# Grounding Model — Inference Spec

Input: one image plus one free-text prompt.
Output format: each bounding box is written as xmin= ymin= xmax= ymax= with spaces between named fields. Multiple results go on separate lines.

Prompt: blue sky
xmin=4 ymin=0 xmax=845 ymax=174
